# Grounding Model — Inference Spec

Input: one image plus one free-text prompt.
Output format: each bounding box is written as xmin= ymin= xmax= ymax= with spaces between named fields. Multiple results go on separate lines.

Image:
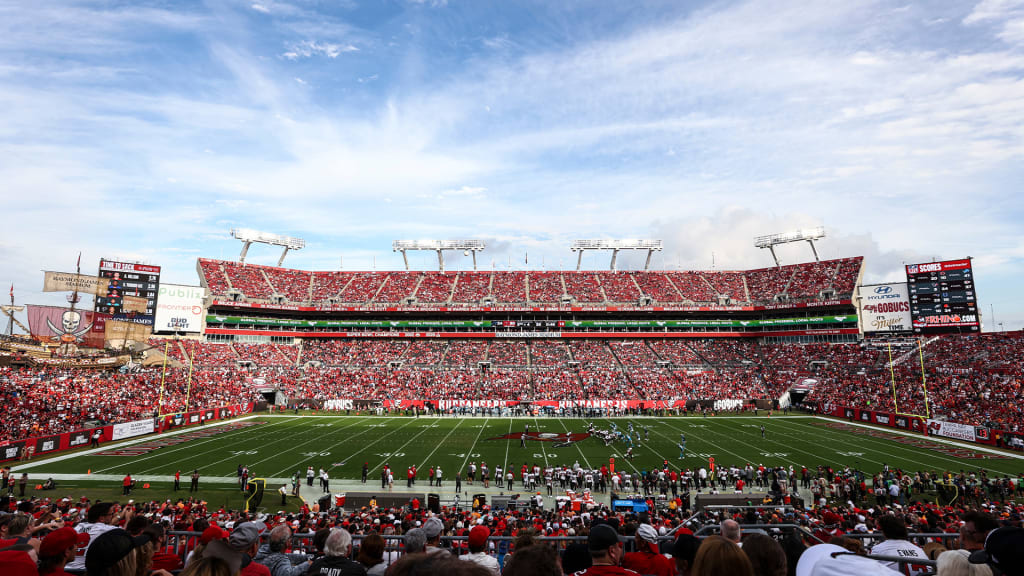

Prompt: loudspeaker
xmin=428 ymin=493 xmax=440 ymax=513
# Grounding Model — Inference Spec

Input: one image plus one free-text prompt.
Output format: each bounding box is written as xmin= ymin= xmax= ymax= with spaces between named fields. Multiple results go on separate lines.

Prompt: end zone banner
xmin=927 ymin=419 xmax=976 ymax=442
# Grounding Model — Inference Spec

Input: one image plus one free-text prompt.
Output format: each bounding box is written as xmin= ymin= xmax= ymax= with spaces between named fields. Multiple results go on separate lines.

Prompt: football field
xmin=11 ymin=414 xmax=1023 ymax=508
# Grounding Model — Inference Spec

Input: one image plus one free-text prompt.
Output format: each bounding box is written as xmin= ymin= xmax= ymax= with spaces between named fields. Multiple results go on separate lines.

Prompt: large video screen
xmin=93 ymin=260 xmax=161 ymax=318
xmin=905 ymin=259 xmax=979 ymax=334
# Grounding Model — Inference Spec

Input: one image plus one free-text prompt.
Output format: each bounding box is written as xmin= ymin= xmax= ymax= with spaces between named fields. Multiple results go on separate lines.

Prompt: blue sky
xmin=1 ymin=0 xmax=1022 ymax=329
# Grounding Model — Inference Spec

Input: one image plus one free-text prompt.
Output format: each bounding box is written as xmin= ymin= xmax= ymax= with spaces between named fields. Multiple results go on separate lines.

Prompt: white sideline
xmin=817 ymin=416 xmax=1024 ymax=461
xmin=11 ymin=415 xmax=260 ymax=472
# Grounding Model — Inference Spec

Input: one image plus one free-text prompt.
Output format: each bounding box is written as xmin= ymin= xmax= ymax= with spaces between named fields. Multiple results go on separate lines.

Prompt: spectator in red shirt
xmin=622 ymin=524 xmax=673 ymax=576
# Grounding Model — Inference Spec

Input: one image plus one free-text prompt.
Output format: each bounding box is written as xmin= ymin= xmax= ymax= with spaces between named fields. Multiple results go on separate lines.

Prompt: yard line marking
xmin=363 ymin=418 xmax=438 ymax=475
xmin=600 ymin=419 xmax=640 ymax=474
xmin=786 ymin=418 xmax=1018 ymax=473
xmin=556 ymin=419 xmax=591 ymax=470
xmin=10 ymin=415 xmax=258 ymax=472
xmin=534 ymin=417 xmax=550 ymax=470
xmin=133 ymin=417 xmax=321 ymax=475
xmin=459 ymin=417 xmax=490 ymax=477
xmin=502 ymin=419 xmax=514 ymax=471
xmin=91 ymin=417 xmax=302 ymax=475
xmin=264 ymin=417 xmax=377 ymax=478
xmin=656 ymin=420 xmax=764 ymax=468
xmin=324 ymin=417 xmax=418 ymax=473
xmin=417 ymin=418 xmax=467 ymax=471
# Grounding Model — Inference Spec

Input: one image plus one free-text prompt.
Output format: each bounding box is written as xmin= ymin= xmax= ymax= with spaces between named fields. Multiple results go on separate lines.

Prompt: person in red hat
xmin=38 ymin=527 xmax=90 ymax=576
xmin=459 ymin=525 xmax=498 ymax=575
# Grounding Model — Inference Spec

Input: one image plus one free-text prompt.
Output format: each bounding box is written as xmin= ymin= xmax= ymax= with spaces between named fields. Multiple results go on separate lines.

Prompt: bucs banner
xmin=26 ymin=305 xmax=96 ymax=345
xmin=927 ymin=419 xmax=977 ymax=442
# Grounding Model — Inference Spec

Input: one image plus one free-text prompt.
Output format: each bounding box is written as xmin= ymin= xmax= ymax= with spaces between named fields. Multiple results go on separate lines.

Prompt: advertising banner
xmin=42 ymin=272 xmax=109 ymax=296
xmin=35 ymin=435 xmax=63 ymax=454
xmin=927 ymin=419 xmax=977 ymax=441
xmin=26 ymin=305 xmax=96 ymax=345
xmin=112 ymin=418 xmax=155 ymax=441
xmin=858 ymin=283 xmax=912 ymax=333
xmin=155 ymin=284 xmax=206 ymax=333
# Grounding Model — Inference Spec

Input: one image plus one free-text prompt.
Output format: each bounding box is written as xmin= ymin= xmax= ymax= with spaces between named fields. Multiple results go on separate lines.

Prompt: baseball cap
xmin=85 ymin=529 xmax=153 ymax=575
xmin=422 ymin=517 xmax=444 ymax=539
xmin=40 ymin=527 xmax=91 ymax=557
xmin=0 ymin=550 xmax=37 ymax=576
xmin=969 ymin=526 xmax=1024 ymax=575
xmin=636 ymin=524 xmax=659 ymax=544
xmin=588 ymin=524 xmax=621 ymax=551
xmin=468 ymin=525 xmax=490 ymax=548
xmin=228 ymin=522 xmax=264 ymax=550
xmin=796 ymin=543 xmax=894 ymax=576
xmin=200 ymin=525 xmax=229 ymax=545
xmin=202 ymin=539 xmax=243 ymax=575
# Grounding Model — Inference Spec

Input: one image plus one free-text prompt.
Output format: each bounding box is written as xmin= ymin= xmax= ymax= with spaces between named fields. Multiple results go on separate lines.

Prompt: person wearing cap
xmin=969 ymin=526 xmax=1024 ymax=576
xmin=38 ymin=527 xmax=90 ymax=576
xmin=672 ymin=532 xmax=700 ymax=576
xmin=308 ymin=528 xmax=366 ymax=576
xmin=869 ymin=515 xmax=927 ymax=575
xmin=622 ymin=524 xmax=672 ymax=576
xmin=84 ymin=528 xmax=167 ymax=576
xmin=459 ymin=525 xmax=499 ymax=575
xmin=421 ymin=517 xmax=449 ymax=557
xmin=228 ymin=522 xmax=271 ymax=576
xmin=573 ymin=523 xmax=637 ymax=575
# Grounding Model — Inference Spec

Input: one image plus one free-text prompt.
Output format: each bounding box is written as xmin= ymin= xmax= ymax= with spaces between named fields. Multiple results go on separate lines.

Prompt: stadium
xmin=1 ymin=229 xmax=1021 ymax=574
xmin=4 ymin=1 xmax=1024 ymax=574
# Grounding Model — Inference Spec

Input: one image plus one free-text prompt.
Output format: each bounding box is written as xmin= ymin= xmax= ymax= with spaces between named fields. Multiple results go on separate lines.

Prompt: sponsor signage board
xmin=155 ymin=284 xmax=206 ymax=333
xmin=927 ymin=419 xmax=977 ymax=442
xmin=858 ymin=283 xmax=912 ymax=333
xmin=112 ymin=418 xmax=155 ymax=441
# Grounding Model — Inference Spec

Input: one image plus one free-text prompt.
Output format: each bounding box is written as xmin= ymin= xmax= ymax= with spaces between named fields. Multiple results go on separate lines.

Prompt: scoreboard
xmin=905 ymin=259 xmax=979 ymax=334
xmin=94 ymin=259 xmax=161 ymax=318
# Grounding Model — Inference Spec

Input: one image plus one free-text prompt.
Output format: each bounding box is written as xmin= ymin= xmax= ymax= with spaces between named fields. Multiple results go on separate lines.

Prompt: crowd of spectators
xmin=221 ymin=262 xmax=277 ymax=300
xmin=415 ymin=274 xmax=456 ymax=304
xmin=594 ymin=272 xmax=641 ymax=303
xmin=3 ymin=332 xmax=1022 ymax=441
xmin=197 ymin=258 xmax=864 ymax=306
xmin=561 ymin=273 xmax=604 ymax=303
xmin=527 ymin=273 xmax=564 ymax=303
xmin=262 ymin=268 xmax=313 ymax=302
xmin=3 ymin=464 xmax=1022 ymax=576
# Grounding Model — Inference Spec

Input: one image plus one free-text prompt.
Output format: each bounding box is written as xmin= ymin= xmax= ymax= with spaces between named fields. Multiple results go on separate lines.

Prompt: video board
xmin=905 ymin=259 xmax=979 ymax=334
xmin=94 ymin=259 xmax=161 ymax=318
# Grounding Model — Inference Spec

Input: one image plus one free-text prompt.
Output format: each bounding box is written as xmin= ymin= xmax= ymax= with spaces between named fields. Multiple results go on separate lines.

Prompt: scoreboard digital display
xmin=94 ymin=260 xmax=161 ymax=318
xmin=905 ymin=259 xmax=979 ymax=334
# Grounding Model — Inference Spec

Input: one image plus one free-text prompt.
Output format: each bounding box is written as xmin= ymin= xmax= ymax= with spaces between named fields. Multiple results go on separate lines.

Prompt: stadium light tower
xmin=392 ymin=240 xmax=486 ymax=272
xmin=230 ymin=228 xmax=306 ymax=267
xmin=570 ymin=239 xmax=663 ymax=271
xmin=753 ymin=226 xmax=826 ymax=267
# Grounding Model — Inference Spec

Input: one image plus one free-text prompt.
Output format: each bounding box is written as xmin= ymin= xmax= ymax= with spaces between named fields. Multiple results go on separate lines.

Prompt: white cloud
xmin=251 ymin=3 xmax=270 ymax=14
xmin=282 ymin=40 xmax=358 ymax=60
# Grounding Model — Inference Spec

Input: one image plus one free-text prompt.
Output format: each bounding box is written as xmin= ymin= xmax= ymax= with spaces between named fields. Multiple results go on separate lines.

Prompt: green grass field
xmin=11 ymin=414 xmax=1022 ymax=510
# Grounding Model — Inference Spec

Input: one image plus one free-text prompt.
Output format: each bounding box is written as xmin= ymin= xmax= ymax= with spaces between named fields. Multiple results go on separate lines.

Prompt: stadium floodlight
xmin=392 ymin=240 xmax=486 ymax=272
xmin=230 ymin=228 xmax=306 ymax=266
xmin=754 ymin=226 xmax=826 ymax=267
xmin=570 ymin=239 xmax=663 ymax=271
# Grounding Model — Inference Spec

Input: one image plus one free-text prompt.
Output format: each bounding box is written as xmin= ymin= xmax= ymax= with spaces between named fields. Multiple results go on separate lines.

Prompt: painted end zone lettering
xmin=813 ymin=421 xmax=1007 ymax=459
